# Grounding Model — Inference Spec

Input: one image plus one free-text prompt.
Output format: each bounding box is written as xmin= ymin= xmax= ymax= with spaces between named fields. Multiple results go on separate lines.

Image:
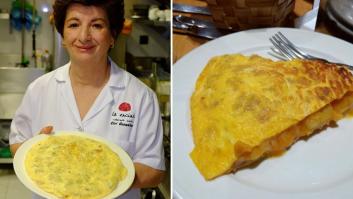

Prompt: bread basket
xmin=205 ymin=0 xmax=295 ymax=30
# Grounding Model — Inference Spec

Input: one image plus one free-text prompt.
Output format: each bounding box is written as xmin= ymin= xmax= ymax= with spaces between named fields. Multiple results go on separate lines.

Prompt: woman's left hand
xmin=132 ymin=163 xmax=165 ymax=188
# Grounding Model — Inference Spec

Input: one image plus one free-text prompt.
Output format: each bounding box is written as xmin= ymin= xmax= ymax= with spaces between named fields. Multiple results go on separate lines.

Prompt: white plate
xmin=13 ymin=131 xmax=135 ymax=199
xmin=172 ymin=27 xmax=353 ymax=199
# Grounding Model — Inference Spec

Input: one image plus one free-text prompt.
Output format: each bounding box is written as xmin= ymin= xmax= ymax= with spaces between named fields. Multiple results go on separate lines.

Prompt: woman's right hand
xmin=10 ymin=125 xmax=54 ymax=156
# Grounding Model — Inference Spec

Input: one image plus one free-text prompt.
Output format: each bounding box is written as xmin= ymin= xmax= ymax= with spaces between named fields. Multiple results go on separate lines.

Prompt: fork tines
xmin=270 ymin=32 xmax=308 ymax=60
xmin=269 ymin=31 xmax=353 ymax=71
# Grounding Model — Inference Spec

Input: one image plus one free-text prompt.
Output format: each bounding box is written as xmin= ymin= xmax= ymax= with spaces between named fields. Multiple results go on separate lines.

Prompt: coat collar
xmin=53 ymin=57 xmax=127 ymax=89
xmin=53 ymin=58 xmax=128 ymax=123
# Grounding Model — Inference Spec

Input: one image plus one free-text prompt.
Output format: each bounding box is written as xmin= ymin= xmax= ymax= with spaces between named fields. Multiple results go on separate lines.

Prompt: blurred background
xmin=173 ymin=0 xmax=353 ymax=62
xmin=0 ymin=0 xmax=170 ymax=198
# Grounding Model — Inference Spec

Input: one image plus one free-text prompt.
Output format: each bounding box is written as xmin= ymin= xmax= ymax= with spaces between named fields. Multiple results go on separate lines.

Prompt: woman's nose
xmin=78 ymin=26 xmax=92 ymax=42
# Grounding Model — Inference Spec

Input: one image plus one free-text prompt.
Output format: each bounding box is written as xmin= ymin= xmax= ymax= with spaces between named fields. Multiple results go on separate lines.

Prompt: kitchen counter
xmin=0 ymin=164 xmax=31 ymax=199
xmin=173 ymin=0 xmax=353 ymax=63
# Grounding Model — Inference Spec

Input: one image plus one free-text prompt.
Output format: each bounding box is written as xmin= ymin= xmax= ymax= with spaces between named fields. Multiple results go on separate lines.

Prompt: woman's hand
xmin=10 ymin=125 xmax=54 ymax=156
xmin=39 ymin=126 xmax=54 ymax=135
xmin=132 ymin=163 xmax=165 ymax=188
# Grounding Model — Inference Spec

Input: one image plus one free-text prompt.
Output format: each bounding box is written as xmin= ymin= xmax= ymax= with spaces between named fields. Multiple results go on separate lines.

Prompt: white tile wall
xmin=0 ymin=0 xmax=54 ymax=68
xmin=125 ymin=0 xmax=170 ymax=58
xmin=126 ymin=23 xmax=170 ymax=58
xmin=6 ymin=174 xmax=32 ymax=199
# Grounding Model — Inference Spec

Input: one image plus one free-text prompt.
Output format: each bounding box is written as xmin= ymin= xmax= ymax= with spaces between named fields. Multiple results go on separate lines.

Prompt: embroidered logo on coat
xmin=118 ymin=102 xmax=131 ymax=112
xmin=110 ymin=102 xmax=135 ymax=127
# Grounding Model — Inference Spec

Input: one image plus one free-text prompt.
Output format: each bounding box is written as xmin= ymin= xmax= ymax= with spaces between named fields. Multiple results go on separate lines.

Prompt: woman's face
xmin=62 ymin=3 xmax=114 ymax=64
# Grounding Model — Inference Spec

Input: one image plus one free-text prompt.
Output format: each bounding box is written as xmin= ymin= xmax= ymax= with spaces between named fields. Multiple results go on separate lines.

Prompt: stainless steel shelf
xmin=0 ymin=13 xmax=9 ymax=19
xmin=131 ymin=17 xmax=170 ymax=28
xmin=0 ymin=158 xmax=13 ymax=164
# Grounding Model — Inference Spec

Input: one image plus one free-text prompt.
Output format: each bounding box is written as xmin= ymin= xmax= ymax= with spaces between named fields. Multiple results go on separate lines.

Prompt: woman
xmin=9 ymin=0 xmax=165 ymax=198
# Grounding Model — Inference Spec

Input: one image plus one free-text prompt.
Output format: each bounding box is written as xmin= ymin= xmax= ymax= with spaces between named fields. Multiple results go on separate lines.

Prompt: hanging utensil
xmin=173 ymin=16 xmax=230 ymax=39
xmin=173 ymin=3 xmax=211 ymax=15
xmin=32 ymin=0 xmax=37 ymax=67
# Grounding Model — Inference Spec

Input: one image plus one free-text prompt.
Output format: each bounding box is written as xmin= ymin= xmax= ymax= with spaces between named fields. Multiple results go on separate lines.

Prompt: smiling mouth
xmin=76 ymin=45 xmax=94 ymax=51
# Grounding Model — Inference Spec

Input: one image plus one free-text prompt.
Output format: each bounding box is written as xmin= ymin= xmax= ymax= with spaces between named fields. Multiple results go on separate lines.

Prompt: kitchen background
xmin=0 ymin=0 xmax=170 ymax=198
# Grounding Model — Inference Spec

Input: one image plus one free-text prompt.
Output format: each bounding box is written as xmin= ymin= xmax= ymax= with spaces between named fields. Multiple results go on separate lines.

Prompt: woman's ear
xmin=112 ymin=30 xmax=118 ymax=39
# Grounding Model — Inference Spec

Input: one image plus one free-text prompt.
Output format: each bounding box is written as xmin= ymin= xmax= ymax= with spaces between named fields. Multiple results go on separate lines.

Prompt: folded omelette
xmin=190 ymin=54 xmax=353 ymax=180
xmin=25 ymin=135 xmax=127 ymax=199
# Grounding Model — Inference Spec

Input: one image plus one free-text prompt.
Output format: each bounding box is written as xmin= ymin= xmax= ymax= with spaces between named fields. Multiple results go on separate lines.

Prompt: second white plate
xmin=173 ymin=27 xmax=353 ymax=199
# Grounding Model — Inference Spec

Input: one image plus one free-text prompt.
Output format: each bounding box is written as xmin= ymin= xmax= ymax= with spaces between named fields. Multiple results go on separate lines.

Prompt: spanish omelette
xmin=190 ymin=54 xmax=353 ymax=180
xmin=25 ymin=134 xmax=127 ymax=199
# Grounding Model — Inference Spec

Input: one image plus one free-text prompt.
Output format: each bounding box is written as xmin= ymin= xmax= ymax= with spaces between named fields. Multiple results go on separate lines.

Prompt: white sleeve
xmin=133 ymin=90 xmax=165 ymax=170
xmin=9 ymin=84 xmax=35 ymax=145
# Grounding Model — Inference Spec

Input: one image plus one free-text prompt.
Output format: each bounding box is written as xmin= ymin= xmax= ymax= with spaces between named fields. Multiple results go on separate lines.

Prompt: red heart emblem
xmin=119 ymin=102 xmax=131 ymax=112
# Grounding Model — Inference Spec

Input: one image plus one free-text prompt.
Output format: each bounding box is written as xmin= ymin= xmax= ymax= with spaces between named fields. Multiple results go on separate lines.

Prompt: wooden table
xmin=173 ymin=0 xmax=353 ymax=63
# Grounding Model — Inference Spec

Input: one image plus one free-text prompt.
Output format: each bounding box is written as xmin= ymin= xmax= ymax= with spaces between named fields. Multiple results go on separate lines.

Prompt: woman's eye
xmin=68 ymin=23 xmax=79 ymax=28
xmin=92 ymin=24 xmax=103 ymax=29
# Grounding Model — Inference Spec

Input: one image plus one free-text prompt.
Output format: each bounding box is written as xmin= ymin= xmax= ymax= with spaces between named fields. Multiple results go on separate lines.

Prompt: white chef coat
xmin=10 ymin=59 xmax=165 ymax=199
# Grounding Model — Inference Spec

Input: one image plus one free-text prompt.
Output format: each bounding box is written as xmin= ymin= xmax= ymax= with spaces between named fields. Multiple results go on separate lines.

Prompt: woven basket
xmin=206 ymin=0 xmax=295 ymax=30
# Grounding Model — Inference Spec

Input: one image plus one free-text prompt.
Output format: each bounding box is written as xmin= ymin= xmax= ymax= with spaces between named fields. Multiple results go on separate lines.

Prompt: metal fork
xmin=269 ymin=32 xmax=353 ymax=71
